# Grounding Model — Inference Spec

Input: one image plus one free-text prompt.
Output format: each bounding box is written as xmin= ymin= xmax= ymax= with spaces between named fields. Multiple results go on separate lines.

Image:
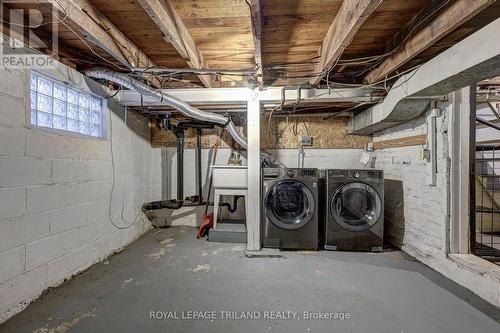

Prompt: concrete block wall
xmin=372 ymin=103 xmax=500 ymax=306
xmin=0 ymin=67 xmax=161 ymax=322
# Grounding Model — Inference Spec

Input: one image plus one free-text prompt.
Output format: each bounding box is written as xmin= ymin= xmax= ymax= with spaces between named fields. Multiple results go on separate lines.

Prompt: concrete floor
xmin=1 ymin=226 xmax=500 ymax=333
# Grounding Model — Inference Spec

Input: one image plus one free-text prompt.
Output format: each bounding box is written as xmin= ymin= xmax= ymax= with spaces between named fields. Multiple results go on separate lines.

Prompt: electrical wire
xmin=309 ymin=63 xmax=423 ymax=100
xmin=322 ymin=101 xmax=378 ymax=120
xmin=0 ymin=0 xmax=69 ymax=28
xmin=313 ymin=0 xmax=451 ymax=86
xmin=398 ymin=0 xmax=450 ymax=48
xmin=0 ymin=16 xmax=68 ymax=29
xmin=265 ymin=105 xmax=280 ymax=143
xmin=37 ymin=0 xmax=132 ymax=71
xmin=105 ymin=84 xmax=121 ymax=99
xmin=5 ymin=0 xmax=450 ymax=89
xmin=107 ymin=105 xmax=143 ymax=230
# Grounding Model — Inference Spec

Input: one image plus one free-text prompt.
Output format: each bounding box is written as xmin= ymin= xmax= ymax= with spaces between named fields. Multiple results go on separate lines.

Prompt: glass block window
xmin=30 ymin=74 xmax=104 ymax=138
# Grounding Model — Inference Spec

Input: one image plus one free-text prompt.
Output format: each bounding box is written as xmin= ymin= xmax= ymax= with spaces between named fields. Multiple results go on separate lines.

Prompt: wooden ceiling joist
xmin=247 ymin=0 xmax=263 ymax=87
xmin=364 ymin=0 xmax=496 ymax=84
xmin=1 ymin=5 xmax=75 ymax=69
xmin=310 ymin=0 xmax=382 ymax=85
xmin=49 ymin=0 xmax=154 ymax=70
xmin=136 ymin=0 xmax=214 ymax=88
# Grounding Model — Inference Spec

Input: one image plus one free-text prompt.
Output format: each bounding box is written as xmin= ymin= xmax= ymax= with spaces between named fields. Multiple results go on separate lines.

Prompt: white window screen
xmin=30 ymin=74 xmax=103 ymax=138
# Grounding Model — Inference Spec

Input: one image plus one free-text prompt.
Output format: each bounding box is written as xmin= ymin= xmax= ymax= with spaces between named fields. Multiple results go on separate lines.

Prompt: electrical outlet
xmin=301 ymin=135 xmax=313 ymax=146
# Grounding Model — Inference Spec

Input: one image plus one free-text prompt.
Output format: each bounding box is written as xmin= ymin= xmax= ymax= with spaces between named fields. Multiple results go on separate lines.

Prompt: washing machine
xmin=262 ymin=168 xmax=319 ymax=250
xmin=325 ymin=169 xmax=384 ymax=252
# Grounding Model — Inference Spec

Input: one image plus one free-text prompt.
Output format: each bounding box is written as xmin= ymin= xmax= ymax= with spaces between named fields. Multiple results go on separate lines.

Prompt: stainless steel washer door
xmin=330 ymin=182 xmax=382 ymax=232
xmin=265 ymin=180 xmax=315 ymax=230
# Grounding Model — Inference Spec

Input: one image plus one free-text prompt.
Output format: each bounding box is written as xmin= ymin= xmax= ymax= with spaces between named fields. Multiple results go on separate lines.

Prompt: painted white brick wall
xmin=0 ymin=66 xmax=161 ymax=322
xmin=373 ymin=103 xmax=500 ymax=307
xmin=373 ymin=108 xmax=447 ymax=257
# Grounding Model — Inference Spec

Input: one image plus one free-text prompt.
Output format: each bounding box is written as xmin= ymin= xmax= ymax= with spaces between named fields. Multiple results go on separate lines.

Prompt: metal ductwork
xmin=349 ymin=18 xmax=500 ymax=135
xmin=84 ymin=69 xmax=247 ymax=149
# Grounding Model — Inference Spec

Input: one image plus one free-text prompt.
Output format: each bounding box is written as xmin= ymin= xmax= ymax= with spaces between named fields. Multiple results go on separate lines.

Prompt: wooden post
xmin=468 ymin=85 xmax=477 ymax=255
xmin=246 ymin=96 xmax=261 ymax=251
xmin=449 ymin=86 xmax=473 ymax=254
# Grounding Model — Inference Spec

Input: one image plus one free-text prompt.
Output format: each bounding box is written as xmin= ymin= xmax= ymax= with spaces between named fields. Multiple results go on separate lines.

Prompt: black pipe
xmin=177 ymin=121 xmax=215 ymax=129
xmin=196 ymin=129 xmax=203 ymax=205
xmin=476 ymin=144 xmax=500 ymax=151
xmin=143 ymin=197 xmax=241 ymax=212
xmin=174 ymin=128 xmax=184 ymax=201
xmin=142 ymin=199 xmax=183 ymax=212
xmin=226 ymin=195 xmax=242 ymax=214
xmin=182 ymin=196 xmax=242 ymax=213
xmin=142 ymin=118 xmax=219 ymax=212
xmin=477 ymin=117 xmax=500 ymax=131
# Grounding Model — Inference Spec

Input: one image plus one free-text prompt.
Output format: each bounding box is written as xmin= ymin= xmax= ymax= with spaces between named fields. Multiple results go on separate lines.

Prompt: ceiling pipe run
xmin=84 ymin=69 xmax=248 ymax=149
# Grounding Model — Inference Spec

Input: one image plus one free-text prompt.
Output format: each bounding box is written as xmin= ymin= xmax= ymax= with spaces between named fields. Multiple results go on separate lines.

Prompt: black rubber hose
xmin=142 ymin=197 xmax=242 ymax=213
xmin=142 ymin=199 xmax=184 ymax=212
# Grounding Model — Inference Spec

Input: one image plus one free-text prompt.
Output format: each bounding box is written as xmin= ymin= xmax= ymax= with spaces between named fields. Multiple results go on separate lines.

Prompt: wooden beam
xmin=383 ymin=0 xmax=443 ymax=55
xmin=310 ymin=0 xmax=382 ymax=85
xmin=0 ymin=17 xmax=76 ymax=69
xmin=22 ymin=0 xmax=162 ymax=86
xmin=136 ymin=0 xmax=213 ymax=87
xmin=2 ymin=0 xmax=160 ymax=86
xmin=372 ymin=134 xmax=427 ymax=150
xmin=45 ymin=0 xmax=154 ymax=70
xmin=365 ymin=0 xmax=495 ymax=84
xmin=248 ymin=0 xmax=263 ymax=87
xmin=71 ymin=0 xmax=154 ymax=69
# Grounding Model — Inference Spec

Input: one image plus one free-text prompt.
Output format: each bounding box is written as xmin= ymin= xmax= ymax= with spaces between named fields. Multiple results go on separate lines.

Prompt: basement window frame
xmin=29 ymin=71 xmax=106 ymax=140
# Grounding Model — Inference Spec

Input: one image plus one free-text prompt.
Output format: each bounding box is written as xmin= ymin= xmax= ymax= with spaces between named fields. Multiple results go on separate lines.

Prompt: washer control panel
xmin=327 ymin=169 xmax=384 ymax=183
xmin=262 ymin=168 xmax=318 ymax=179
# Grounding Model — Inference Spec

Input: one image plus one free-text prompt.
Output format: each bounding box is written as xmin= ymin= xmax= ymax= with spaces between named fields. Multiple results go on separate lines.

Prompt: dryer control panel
xmin=263 ymin=168 xmax=318 ymax=179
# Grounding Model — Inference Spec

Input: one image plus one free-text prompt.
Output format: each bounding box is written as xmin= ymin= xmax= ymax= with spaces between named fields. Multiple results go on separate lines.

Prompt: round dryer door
xmin=330 ymin=182 xmax=382 ymax=232
xmin=265 ymin=180 xmax=315 ymax=230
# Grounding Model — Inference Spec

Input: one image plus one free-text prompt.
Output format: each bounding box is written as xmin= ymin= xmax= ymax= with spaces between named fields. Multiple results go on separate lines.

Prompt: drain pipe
xmin=196 ymin=129 xmax=203 ymax=205
xmin=173 ymin=127 xmax=185 ymax=201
